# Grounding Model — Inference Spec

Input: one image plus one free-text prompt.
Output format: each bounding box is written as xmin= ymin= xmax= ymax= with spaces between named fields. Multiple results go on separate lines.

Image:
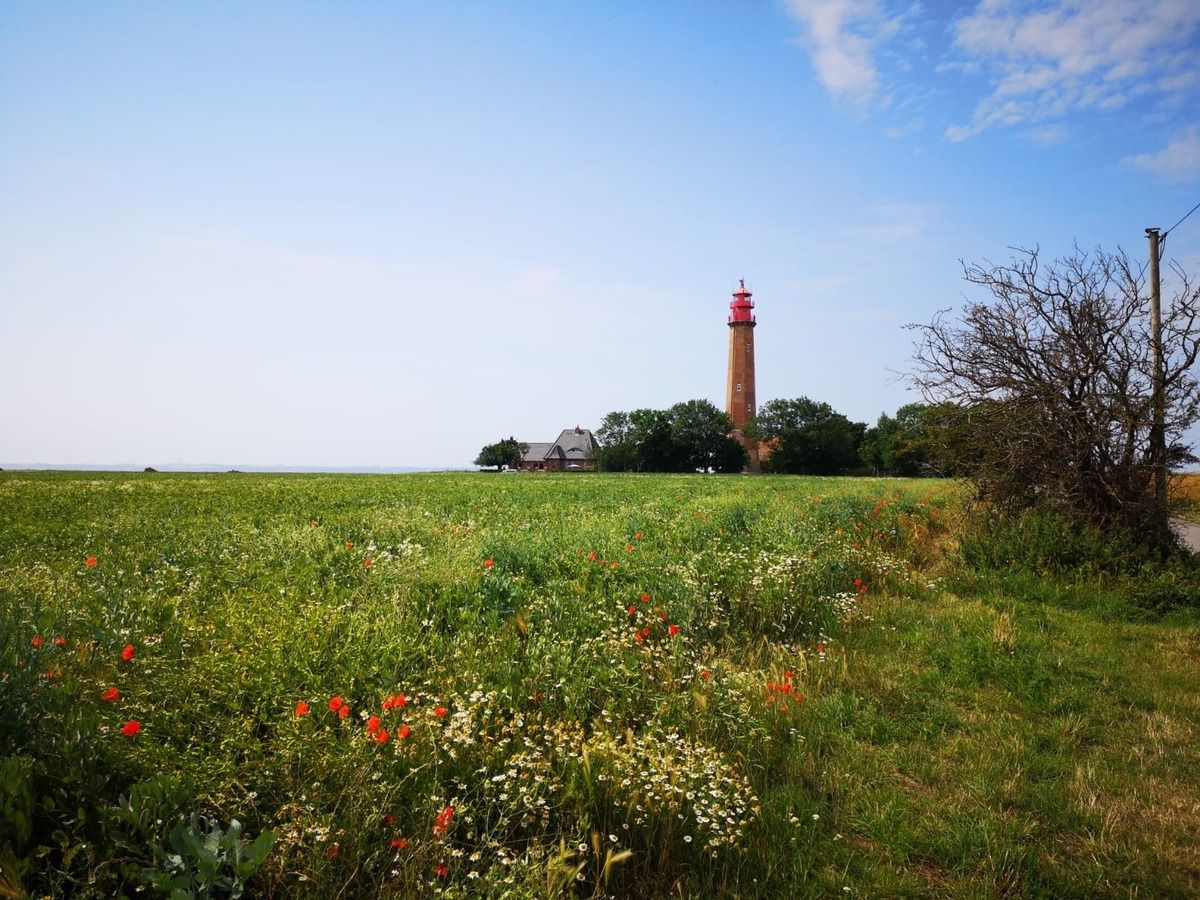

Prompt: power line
xmin=1163 ymin=198 xmax=1200 ymax=237
xmin=1156 ymin=198 xmax=1200 ymax=261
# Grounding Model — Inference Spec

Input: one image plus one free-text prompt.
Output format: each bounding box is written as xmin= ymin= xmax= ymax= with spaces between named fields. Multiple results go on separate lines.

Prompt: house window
xmin=745 ymin=342 xmax=751 ymax=352
xmin=746 ymin=402 xmax=753 ymax=412
xmin=736 ymin=383 xmax=742 ymax=392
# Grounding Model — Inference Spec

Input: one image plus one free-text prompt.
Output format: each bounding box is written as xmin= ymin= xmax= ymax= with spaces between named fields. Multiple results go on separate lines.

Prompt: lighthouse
xmin=726 ymin=279 xmax=760 ymax=473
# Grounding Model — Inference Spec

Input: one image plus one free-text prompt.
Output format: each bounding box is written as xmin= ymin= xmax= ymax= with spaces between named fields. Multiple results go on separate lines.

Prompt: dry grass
xmin=1170 ymin=472 xmax=1200 ymax=505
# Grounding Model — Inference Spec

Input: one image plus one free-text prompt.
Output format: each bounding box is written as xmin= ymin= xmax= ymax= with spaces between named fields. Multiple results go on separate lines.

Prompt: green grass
xmin=1 ymin=471 xmax=1197 ymax=897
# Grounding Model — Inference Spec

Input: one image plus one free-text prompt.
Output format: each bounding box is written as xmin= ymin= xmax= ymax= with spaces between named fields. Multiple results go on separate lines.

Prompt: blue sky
xmin=2 ymin=0 xmax=1199 ymax=468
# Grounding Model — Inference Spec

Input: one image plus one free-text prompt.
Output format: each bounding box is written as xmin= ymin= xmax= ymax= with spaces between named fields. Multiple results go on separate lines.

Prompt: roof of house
xmin=520 ymin=442 xmax=558 ymax=461
xmin=552 ymin=428 xmax=599 ymax=459
xmin=519 ymin=428 xmax=599 ymax=461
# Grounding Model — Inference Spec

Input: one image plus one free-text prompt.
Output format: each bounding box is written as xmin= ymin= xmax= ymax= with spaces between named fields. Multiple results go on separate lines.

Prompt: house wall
xmin=518 ymin=458 xmax=565 ymax=471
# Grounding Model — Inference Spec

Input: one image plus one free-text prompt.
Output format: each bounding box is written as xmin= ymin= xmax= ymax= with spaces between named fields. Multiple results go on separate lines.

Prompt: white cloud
xmin=1023 ymin=123 xmax=1066 ymax=146
xmin=883 ymin=116 xmax=924 ymax=139
xmin=846 ymin=202 xmax=933 ymax=242
xmin=784 ymin=0 xmax=902 ymax=106
xmin=1125 ymin=129 xmax=1200 ymax=183
xmin=945 ymin=0 xmax=1200 ymax=139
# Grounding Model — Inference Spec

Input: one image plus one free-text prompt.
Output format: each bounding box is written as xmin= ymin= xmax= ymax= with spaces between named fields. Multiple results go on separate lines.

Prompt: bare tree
xmin=909 ymin=246 xmax=1200 ymax=544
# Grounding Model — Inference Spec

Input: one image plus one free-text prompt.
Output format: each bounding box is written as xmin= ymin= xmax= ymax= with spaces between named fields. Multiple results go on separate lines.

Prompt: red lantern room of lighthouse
xmin=728 ymin=280 xmax=755 ymax=325
xmin=725 ymin=279 xmax=760 ymax=473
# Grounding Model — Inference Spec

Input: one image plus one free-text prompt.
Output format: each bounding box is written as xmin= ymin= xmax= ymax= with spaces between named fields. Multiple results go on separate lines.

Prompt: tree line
xmin=594 ymin=397 xmax=945 ymax=475
xmin=477 ymin=399 xmax=951 ymax=475
xmin=595 ymin=400 xmax=748 ymax=473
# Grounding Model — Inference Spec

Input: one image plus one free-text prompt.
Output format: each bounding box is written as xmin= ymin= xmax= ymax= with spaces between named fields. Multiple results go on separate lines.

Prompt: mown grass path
xmin=1 ymin=472 xmax=1197 ymax=897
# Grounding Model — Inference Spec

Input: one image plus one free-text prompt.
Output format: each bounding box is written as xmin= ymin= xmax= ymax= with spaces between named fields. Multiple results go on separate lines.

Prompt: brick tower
xmin=726 ymin=279 xmax=760 ymax=473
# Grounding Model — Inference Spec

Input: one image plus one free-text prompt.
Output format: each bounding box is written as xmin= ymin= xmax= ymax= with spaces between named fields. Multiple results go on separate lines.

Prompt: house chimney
xmin=575 ymin=426 xmax=582 ymax=434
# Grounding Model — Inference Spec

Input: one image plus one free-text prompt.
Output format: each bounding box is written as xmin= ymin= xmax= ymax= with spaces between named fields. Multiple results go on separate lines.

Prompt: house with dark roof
xmin=518 ymin=427 xmax=599 ymax=472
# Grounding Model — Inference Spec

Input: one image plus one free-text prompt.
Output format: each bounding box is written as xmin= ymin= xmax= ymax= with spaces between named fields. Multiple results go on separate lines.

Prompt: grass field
xmin=1 ymin=471 xmax=1198 ymax=898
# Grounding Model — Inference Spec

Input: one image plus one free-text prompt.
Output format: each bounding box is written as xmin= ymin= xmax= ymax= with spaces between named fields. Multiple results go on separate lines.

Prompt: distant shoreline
xmin=0 ymin=464 xmax=468 ymax=474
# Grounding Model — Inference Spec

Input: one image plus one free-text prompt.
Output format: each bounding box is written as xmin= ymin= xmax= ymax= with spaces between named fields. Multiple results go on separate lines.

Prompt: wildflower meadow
xmin=2 ymin=472 xmax=1198 ymax=897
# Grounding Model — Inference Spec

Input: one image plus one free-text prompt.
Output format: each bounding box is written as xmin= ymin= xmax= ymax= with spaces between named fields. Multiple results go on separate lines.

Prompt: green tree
xmin=474 ymin=437 xmax=522 ymax=471
xmin=860 ymin=403 xmax=931 ymax=476
xmin=667 ymin=400 xmax=736 ymax=473
xmin=714 ymin=435 xmax=750 ymax=473
xmin=752 ymin=397 xmax=866 ymax=475
xmin=595 ymin=404 xmax=746 ymax=473
xmin=595 ymin=411 xmax=639 ymax=472
xmin=910 ymin=246 xmax=1200 ymax=542
xmin=860 ymin=413 xmax=896 ymax=475
xmin=629 ymin=408 xmax=679 ymax=472
xmin=889 ymin=403 xmax=932 ymax=476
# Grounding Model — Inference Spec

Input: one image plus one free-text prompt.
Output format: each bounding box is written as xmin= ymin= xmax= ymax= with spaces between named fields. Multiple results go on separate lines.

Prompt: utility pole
xmin=1146 ymin=227 xmax=1168 ymax=541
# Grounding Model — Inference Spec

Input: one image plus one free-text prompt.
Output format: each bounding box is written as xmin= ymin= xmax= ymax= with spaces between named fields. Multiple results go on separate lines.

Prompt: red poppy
xmin=364 ymin=558 xmax=373 ymax=568
xmin=121 ymin=720 xmax=141 ymax=736
xmin=657 ymin=610 xmax=667 ymax=621
xmin=101 ymin=687 xmax=120 ymax=702
xmin=85 ymin=556 xmax=97 ymax=568
xmin=54 ymin=636 xmax=65 ymax=646
xmin=700 ymin=670 xmax=711 ymax=680
xmin=310 ymin=520 xmax=319 ymax=527
xmin=295 ymin=701 xmax=310 ymax=717
xmin=817 ymin=642 xmax=825 ymax=653
xmin=121 ymin=643 xmax=136 ymax=662
xmin=633 ymin=631 xmax=643 ymax=644
xmin=346 ymin=542 xmax=353 ymax=550
xmin=433 ymin=806 xmax=454 ymax=834
xmin=31 ymin=635 xmax=42 ymax=648
xmin=853 ymin=578 xmax=863 ymax=587
xmin=610 ymin=562 xmax=618 ymax=570
xmin=375 ymin=728 xmax=389 ymax=744
xmin=398 ymin=724 xmax=411 ymax=740
xmin=432 ymin=707 xmax=447 ymax=718
xmin=435 ymin=864 xmax=449 ymax=877
xmin=390 ymin=838 xmax=409 ymax=849
xmin=338 ymin=705 xmax=350 ymax=719
xmin=483 ymin=559 xmax=494 ymax=568
xmin=641 ymin=627 xmax=650 ymax=638
xmin=640 ymin=593 xmax=650 ymax=603
xmin=384 ymin=814 xmax=394 ymax=825
xmin=366 ymin=715 xmax=382 ymax=734
xmin=627 ymin=606 xmax=636 ymax=617
xmin=328 ymin=695 xmax=344 ymax=712
xmin=587 ymin=551 xmax=596 ymax=561
xmin=383 ymin=693 xmax=407 ymax=711
xmin=635 ymin=532 xmax=642 ymax=540
xmin=668 ymin=624 xmax=680 ymax=636
xmin=625 ymin=543 xmax=634 ymax=553
xmin=325 ymin=843 xmax=340 ymax=858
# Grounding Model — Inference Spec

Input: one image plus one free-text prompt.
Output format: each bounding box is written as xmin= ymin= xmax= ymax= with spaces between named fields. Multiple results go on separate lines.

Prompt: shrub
xmin=958 ymin=507 xmax=1151 ymax=576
